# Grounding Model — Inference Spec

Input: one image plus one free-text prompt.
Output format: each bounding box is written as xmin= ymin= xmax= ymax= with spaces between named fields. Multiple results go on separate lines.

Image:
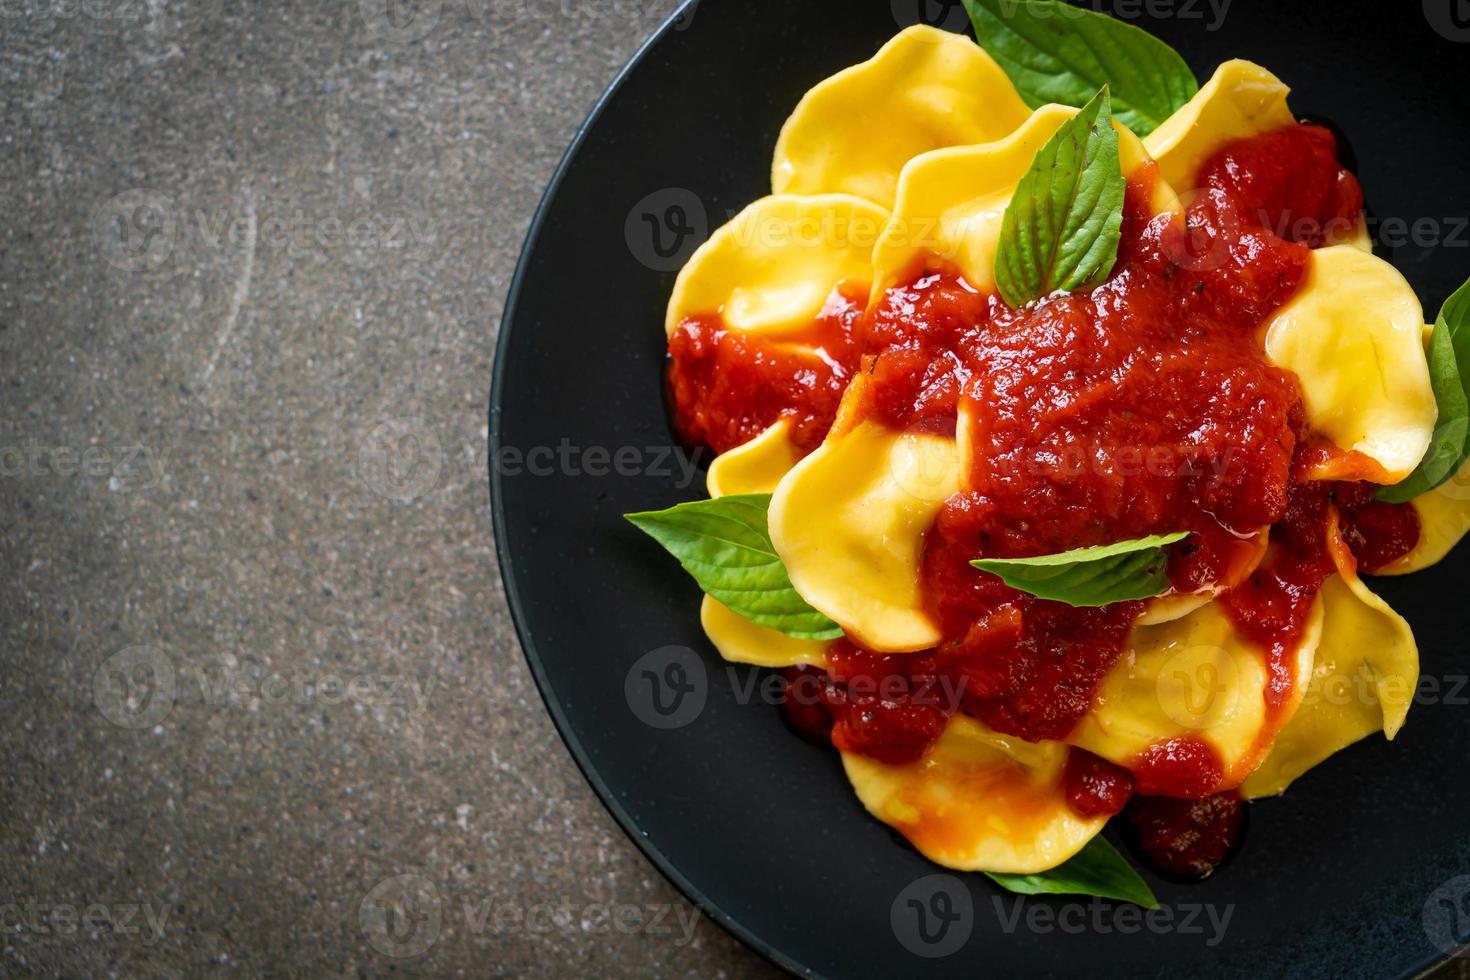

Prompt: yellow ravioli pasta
xmin=872 ymin=104 xmax=1178 ymax=298
xmin=665 ymin=193 xmax=888 ymax=338
xmin=1264 ymin=246 xmax=1435 ymax=483
xmin=1242 ymin=569 xmax=1418 ymax=798
xmin=772 ymin=25 xmax=1031 ymax=210
xmin=699 ymin=420 xmax=829 ymax=668
xmin=1144 ymin=60 xmax=1297 ymax=193
xmin=843 ymin=715 xmax=1107 ymax=874
xmin=1068 ymin=597 xmax=1323 ymax=793
xmin=769 ymin=419 xmax=961 ymax=653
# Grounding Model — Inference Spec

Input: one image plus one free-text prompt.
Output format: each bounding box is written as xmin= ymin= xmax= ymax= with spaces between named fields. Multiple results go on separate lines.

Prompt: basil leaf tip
xmin=971 ymin=532 xmax=1188 ymax=607
xmin=994 ymin=86 xmax=1127 ymax=309
xmin=625 ymin=493 xmax=843 ymax=640
xmin=963 ymin=0 xmax=1198 ymax=137
xmin=987 ymin=834 xmax=1159 ymax=908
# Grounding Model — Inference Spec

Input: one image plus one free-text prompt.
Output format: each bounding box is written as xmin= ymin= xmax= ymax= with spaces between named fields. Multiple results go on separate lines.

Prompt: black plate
xmin=491 ymin=1 xmax=1470 ymax=975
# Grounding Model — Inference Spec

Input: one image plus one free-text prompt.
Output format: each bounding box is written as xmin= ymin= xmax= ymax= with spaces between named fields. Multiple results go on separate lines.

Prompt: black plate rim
xmin=488 ymin=2 xmax=807 ymax=975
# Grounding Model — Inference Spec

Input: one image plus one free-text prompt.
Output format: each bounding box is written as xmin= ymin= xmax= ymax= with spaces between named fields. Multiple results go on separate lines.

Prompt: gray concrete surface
xmin=0 ymin=0 xmax=783 ymax=975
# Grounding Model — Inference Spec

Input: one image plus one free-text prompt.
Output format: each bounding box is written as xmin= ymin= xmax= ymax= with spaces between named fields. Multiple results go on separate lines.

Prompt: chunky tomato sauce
xmin=667 ymin=286 xmax=866 ymax=453
xmin=669 ymin=124 xmax=1419 ymax=876
xmin=1125 ymin=791 xmax=1247 ymax=880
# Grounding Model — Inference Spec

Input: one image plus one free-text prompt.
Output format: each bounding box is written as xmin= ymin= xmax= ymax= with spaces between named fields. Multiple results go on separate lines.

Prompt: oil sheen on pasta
xmin=666 ymin=124 xmax=1419 ymax=873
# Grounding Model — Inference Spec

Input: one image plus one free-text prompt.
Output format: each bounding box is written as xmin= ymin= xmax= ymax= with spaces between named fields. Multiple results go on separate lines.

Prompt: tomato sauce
xmin=673 ymin=123 xmax=1420 ymax=874
xmin=1124 ymin=791 xmax=1247 ymax=880
xmin=1336 ymin=481 xmax=1422 ymax=573
xmin=667 ymin=284 xmax=866 ymax=453
xmin=1064 ymin=749 xmax=1136 ymax=818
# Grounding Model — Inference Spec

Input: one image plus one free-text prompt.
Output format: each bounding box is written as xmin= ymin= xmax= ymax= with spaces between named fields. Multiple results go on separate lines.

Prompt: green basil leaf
xmin=963 ymin=0 xmax=1198 ymax=137
xmin=1377 ymin=276 xmax=1470 ymax=503
xmin=971 ymin=532 xmax=1188 ymax=607
xmin=626 ymin=493 xmax=843 ymax=640
xmin=987 ymin=834 xmax=1159 ymax=908
xmin=994 ymin=87 xmax=1126 ymax=308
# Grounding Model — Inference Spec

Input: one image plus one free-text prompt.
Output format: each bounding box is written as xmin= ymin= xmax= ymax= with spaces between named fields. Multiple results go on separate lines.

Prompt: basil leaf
xmin=963 ymin=0 xmax=1198 ymax=137
xmin=994 ymin=87 xmax=1126 ymax=308
xmin=626 ymin=493 xmax=843 ymax=640
xmin=1377 ymin=276 xmax=1470 ymax=503
xmin=971 ymin=532 xmax=1188 ymax=607
xmin=987 ymin=834 xmax=1159 ymax=908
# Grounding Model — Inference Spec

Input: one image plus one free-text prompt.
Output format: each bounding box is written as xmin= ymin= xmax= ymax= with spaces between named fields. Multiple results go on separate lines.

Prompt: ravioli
xmin=1144 ymin=60 xmax=1297 ymax=193
xmin=699 ymin=420 xmax=830 ymax=668
xmin=771 ymin=25 xmax=1031 ymax=210
xmin=1264 ymin=246 xmax=1436 ymax=483
xmin=639 ymin=20 xmax=1459 ymax=887
xmin=1242 ymin=568 xmax=1418 ymax=798
xmin=843 ymin=715 xmax=1107 ymax=874
xmin=1144 ymin=59 xmax=1370 ymax=249
xmin=1135 ymin=531 xmax=1270 ymax=627
xmin=1371 ymin=323 xmax=1470 ymax=575
xmin=1378 ymin=455 xmax=1470 ymax=575
xmin=1068 ymin=596 xmax=1323 ymax=794
xmin=769 ymin=419 xmax=961 ymax=653
xmin=705 ymin=419 xmax=804 ymax=499
xmin=871 ymin=104 xmax=1179 ymax=297
xmin=665 ymin=193 xmax=889 ymax=338
xmin=700 ymin=595 xmax=829 ymax=669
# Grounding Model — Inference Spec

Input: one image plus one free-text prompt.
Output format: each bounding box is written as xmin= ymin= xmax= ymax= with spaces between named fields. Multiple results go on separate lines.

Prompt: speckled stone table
xmin=0 ymin=1 xmax=782 ymax=975
xmin=5 ymin=2 xmax=1468 ymax=978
